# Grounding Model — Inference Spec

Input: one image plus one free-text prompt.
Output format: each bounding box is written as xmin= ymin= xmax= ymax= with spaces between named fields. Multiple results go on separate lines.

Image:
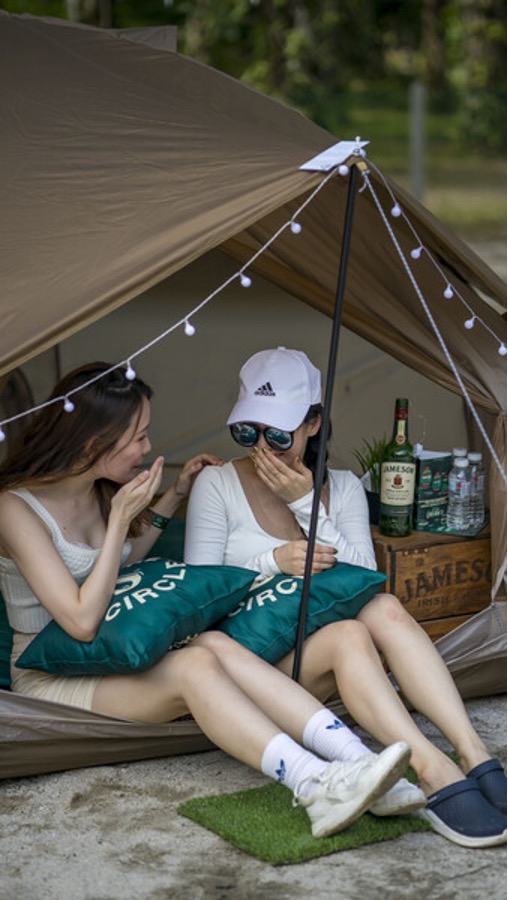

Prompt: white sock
xmin=302 ymin=709 xmax=372 ymax=763
xmin=261 ymin=732 xmax=327 ymax=795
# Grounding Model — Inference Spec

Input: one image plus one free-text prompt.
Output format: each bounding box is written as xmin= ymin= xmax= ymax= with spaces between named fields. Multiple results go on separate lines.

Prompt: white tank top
xmin=0 ymin=488 xmax=130 ymax=633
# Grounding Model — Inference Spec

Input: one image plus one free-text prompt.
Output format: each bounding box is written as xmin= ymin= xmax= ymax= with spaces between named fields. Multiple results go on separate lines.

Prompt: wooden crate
xmin=371 ymin=526 xmax=491 ymax=641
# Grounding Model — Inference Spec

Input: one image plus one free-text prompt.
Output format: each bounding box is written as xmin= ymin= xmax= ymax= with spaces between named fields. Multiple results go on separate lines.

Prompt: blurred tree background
xmin=1 ymin=0 xmax=506 ymax=241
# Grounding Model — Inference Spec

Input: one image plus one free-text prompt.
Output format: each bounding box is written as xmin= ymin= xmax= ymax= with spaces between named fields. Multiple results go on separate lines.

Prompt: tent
xmin=0 ymin=11 xmax=505 ymax=779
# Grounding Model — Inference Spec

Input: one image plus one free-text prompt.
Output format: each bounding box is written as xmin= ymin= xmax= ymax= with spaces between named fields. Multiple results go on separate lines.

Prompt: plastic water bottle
xmin=446 ymin=457 xmax=471 ymax=532
xmin=468 ymin=451 xmax=485 ymax=529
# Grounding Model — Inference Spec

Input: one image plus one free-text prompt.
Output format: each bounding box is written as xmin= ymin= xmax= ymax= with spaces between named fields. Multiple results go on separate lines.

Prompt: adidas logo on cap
xmin=254 ymin=382 xmax=275 ymax=397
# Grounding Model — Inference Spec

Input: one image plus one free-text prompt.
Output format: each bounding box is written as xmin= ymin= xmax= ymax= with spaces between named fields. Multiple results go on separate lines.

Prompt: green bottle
xmin=379 ymin=398 xmax=416 ymax=537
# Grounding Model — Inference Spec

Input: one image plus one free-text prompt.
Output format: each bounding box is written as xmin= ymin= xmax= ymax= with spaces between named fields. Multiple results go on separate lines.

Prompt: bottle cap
xmin=468 ymin=452 xmax=482 ymax=462
xmin=455 ymin=458 xmax=469 ymax=468
xmin=452 ymin=447 xmax=467 ymax=456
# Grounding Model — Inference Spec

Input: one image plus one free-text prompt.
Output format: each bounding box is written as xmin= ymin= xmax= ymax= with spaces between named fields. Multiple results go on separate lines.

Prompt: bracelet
xmin=150 ymin=510 xmax=171 ymax=530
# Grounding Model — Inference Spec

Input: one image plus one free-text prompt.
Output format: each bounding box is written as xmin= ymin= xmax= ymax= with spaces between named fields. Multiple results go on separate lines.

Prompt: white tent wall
xmin=18 ymin=248 xmax=472 ymax=490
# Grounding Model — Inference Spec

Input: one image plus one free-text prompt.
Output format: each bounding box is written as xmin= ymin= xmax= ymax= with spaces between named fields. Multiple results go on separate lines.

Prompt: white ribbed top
xmin=0 ymin=489 xmax=130 ymax=633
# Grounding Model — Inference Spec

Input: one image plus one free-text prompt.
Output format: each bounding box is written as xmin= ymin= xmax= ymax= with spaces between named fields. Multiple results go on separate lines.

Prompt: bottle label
xmin=380 ymin=462 xmax=416 ymax=506
xmin=395 ymin=421 xmax=407 ymax=445
xmin=449 ymin=473 xmax=471 ymax=499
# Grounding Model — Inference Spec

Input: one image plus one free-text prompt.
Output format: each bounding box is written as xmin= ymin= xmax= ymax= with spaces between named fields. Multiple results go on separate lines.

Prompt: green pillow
xmin=217 ymin=563 xmax=387 ymax=664
xmin=0 ymin=591 xmax=14 ymax=688
xmin=16 ymin=559 xmax=256 ymax=676
xmin=151 ymin=517 xmax=186 ymax=563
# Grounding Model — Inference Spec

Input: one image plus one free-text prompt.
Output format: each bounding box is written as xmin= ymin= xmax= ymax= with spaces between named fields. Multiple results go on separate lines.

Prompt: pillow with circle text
xmin=16 ymin=559 xmax=256 ymax=676
xmin=216 ymin=563 xmax=386 ymax=664
xmin=0 ymin=591 xmax=14 ymax=688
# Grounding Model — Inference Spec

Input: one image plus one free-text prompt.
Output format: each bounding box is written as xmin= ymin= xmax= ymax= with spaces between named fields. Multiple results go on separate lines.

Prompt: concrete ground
xmin=1 ymin=694 xmax=506 ymax=900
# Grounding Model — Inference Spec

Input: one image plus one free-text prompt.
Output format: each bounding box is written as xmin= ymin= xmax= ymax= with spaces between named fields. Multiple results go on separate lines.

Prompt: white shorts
xmin=10 ymin=631 xmax=102 ymax=711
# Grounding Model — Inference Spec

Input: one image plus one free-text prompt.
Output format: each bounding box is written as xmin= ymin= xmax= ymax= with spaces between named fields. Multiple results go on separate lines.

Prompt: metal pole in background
xmin=410 ymin=80 xmax=426 ymax=201
xmin=292 ymin=160 xmax=363 ymax=682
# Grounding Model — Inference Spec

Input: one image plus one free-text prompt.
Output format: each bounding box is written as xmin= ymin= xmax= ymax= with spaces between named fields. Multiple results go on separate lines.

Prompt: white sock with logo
xmin=261 ymin=733 xmax=327 ymax=796
xmin=302 ymin=709 xmax=372 ymax=762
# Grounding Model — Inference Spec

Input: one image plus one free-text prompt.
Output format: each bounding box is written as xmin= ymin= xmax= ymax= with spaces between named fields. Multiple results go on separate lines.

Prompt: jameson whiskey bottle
xmin=379 ymin=398 xmax=416 ymax=537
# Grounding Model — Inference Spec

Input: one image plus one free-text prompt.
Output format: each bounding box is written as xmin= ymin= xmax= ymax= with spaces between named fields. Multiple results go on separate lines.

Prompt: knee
xmin=363 ymin=592 xmax=413 ymax=628
xmin=193 ymin=629 xmax=239 ymax=656
xmin=174 ymin=642 xmax=221 ymax=687
xmin=317 ymin=618 xmax=372 ymax=652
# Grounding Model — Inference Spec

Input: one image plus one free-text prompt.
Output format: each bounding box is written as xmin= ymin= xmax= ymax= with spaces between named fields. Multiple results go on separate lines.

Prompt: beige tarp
xmin=0 ymin=11 xmax=505 ymax=590
xmin=0 ymin=13 xmax=505 ymax=778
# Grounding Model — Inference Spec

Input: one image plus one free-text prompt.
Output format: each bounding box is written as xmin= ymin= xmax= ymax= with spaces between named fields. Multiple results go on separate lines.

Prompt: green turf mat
xmin=178 ymin=782 xmax=432 ymax=865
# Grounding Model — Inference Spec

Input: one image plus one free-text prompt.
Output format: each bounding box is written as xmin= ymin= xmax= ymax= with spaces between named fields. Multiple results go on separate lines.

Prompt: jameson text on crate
xmin=371 ymin=527 xmax=491 ymax=641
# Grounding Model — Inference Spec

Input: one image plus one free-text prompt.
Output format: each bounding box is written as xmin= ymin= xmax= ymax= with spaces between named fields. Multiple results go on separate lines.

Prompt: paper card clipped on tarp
xmin=300 ymin=140 xmax=369 ymax=172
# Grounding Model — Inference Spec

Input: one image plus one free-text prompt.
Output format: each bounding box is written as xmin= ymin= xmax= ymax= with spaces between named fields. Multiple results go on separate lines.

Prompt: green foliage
xmin=459 ymin=88 xmax=507 ymax=155
xmin=0 ymin=0 xmax=66 ymax=13
xmin=352 ymin=436 xmax=388 ymax=493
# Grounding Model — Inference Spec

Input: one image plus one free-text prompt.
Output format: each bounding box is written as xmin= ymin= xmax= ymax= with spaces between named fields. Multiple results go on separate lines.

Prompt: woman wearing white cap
xmin=185 ymin=347 xmax=507 ymax=847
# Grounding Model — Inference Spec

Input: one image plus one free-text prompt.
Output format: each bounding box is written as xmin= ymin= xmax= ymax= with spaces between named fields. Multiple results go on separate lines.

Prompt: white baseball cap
xmin=227 ymin=347 xmax=322 ymax=431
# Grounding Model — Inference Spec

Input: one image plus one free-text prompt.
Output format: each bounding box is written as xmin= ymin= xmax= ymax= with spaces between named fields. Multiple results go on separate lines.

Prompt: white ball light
xmin=125 ymin=363 xmax=136 ymax=380
xmin=410 ymin=247 xmax=422 ymax=259
xmin=184 ymin=320 xmax=196 ymax=336
xmin=240 ymin=273 xmax=252 ymax=288
xmin=391 ymin=204 xmax=402 ymax=217
xmin=290 ymin=221 xmax=302 ymax=234
xmin=464 ymin=317 xmax=475 ymax=330
xmin=338 ymin=164 xmax=349 ymax=176
xmin=444 ymin=285 xmax=454 ymax=299
xmin=498 ymin=343 xmax=507 ymax=356
xmin=0 ymin=426 xmax=5 ymax=442
xmin=63 ymin=398 xmax=75 ymax=413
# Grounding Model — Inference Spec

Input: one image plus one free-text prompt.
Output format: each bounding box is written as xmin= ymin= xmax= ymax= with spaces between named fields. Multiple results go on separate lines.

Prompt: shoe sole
xmin=312 ymin=742 xmax=412 ymax=838
xmin=370 ymin=797 xmax=427 ymax=817
xmin=418 ymin=808 xmax=507 ymax=848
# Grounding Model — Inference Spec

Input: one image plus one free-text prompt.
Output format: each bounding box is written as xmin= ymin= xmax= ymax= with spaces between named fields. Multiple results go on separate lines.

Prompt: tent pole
xmin=291 ymin=161 xmax=363 ymax=682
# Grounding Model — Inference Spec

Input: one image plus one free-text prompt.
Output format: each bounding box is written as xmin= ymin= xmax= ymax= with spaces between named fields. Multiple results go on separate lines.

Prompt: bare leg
xmin=92 ymin=636 xmax=410 ymax=808
xmin=358 ymin=594 xmax=491 ymax=773
xmin=193 ymin=630 xmax=330 ymax=739
xmin=275 ymin=618 xmax=465 ymax=796
xmin=92 ymin=643 xmax=283 ymax=771
xmin=93 ymin=631 xmax=381 ymax=769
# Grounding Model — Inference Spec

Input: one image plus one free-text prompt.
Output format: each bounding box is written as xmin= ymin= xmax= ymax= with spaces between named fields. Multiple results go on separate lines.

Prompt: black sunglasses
xmin=229 ymin=422 xmax=294 ymax=452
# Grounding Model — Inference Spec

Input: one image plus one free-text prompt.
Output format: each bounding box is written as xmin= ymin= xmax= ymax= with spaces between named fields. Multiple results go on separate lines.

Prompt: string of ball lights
xmin=360 ymin=165 xmax=506 ymax=483
xmin=0 ymin=147 xmax=505 ymax=472
xmin=0 ymin=165 xmax=338 ymax=443
xmin=366 ymin=160 xmax=507 ymax=356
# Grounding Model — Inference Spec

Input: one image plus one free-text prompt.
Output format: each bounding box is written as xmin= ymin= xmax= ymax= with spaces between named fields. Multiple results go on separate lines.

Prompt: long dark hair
xmin=0 ymin=363 xmax=153 ymax=536
xmin=303 ymin=404 xmax=331 ymax=486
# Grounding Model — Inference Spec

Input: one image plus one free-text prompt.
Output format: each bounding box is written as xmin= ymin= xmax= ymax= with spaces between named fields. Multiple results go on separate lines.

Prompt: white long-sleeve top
xmin=184 ymin=460 xmax=377 ymax=576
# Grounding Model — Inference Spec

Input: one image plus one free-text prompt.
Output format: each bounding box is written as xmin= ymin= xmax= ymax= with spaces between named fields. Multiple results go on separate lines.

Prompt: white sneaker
xmin=369 ymin=777 xmax=426 ymax=816
xmin=294 ymin=741 xmax=411 ymax=838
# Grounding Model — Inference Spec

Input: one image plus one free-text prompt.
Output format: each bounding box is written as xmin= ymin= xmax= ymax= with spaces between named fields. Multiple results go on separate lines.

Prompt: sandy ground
xmin=1 ymin=694 xmax=506 ymax=900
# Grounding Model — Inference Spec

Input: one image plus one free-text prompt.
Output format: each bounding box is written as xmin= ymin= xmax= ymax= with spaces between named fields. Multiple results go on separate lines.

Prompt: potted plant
xmin=352 ymin=435 xmax=387 ymax=526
